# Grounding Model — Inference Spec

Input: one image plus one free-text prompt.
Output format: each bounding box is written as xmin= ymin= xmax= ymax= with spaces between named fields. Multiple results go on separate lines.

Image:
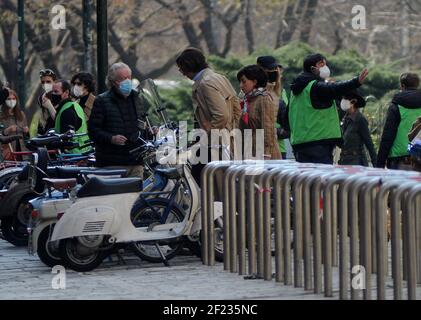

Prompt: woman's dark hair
xmin=176 ymin=47 xmax=209 ymax=74
xmin=71 ymin=72 xmax=96 ymax=93
xmin=1 ymin=89 xmax=24 ymax=122
xmin=303 ymin=53 xmax=326 ymax=73
xmin=237 ymin=65 xmax=268 ymax=88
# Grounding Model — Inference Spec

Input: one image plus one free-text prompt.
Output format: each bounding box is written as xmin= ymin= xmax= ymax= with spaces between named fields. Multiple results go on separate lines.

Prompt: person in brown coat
xmin=176 ymin=48 xmax=241 ymax=187
xmin=237 ymin=65 xmax=281 ymax=160
xmin=176 ymin=48 xmax=240 ymax=133
xmin=0 ymin=89 xmax=29 ymax=160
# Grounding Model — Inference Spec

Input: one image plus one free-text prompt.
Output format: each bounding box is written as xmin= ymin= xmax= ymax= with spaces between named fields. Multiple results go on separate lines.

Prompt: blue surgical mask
xmin=119 ymin=79 xmax=132 ymax=96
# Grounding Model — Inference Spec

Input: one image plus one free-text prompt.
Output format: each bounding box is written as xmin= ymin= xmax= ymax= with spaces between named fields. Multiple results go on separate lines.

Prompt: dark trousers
xmin=387 ymin=157 xmax=412 ymax=171
xmin=191 ymin=146 xmax=223 ymax=201
xmin=294 ymin=144 xmax=335 ymax=164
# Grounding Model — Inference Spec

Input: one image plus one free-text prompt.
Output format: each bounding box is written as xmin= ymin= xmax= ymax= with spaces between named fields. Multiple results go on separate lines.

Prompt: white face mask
xmin=340 ymin=99 xmax=352 ymax=112
xmin=72 ymin=85 xmax=84 ymax=98
xmin=42 ymin=83 xmax=53 ymax=93
xmin=318 ymin=65 xmax=331 ymax=79
xmin=5 ymin=99 xmax=16 ymax=109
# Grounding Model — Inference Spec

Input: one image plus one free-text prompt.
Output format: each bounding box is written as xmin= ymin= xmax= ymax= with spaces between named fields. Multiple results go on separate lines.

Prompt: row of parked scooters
xmin=0 ymin=79 xmax=224 ymax=272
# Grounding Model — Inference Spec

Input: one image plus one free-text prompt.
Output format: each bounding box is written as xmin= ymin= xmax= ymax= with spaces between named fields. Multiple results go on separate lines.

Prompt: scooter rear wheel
xmin=59 ymin=236 xmax=109 ymax=272
xmin=130 ymin=198 xmax=185 ymax=263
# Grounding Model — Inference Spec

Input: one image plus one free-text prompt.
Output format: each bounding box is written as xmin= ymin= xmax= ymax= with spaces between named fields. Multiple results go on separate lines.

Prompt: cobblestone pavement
xmin=0 ymin=239 xmax=335 ymax=300
xmin=1 ymin=238 xmax=420 ymax=300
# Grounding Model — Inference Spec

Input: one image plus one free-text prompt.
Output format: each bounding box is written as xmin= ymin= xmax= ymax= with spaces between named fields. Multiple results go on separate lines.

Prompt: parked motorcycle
xmin=49 ymin=155 xmax=222 ymax=272
xmin=0 ymin=131 xmax=95 ymax=246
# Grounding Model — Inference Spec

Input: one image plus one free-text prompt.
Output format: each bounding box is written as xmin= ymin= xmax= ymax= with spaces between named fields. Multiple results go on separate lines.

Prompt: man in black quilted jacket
xmin=88 ymin=62 xmax=150 ymax=177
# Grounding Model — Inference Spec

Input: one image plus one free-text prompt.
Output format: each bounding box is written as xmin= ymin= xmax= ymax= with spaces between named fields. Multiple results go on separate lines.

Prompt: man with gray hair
xmin=88 ymin=62 xmax=150 ymax=177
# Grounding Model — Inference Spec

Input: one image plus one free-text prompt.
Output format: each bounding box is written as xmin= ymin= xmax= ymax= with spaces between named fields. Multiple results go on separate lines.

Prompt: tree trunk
xmin=299 ymin=0 xmax=319 ymax=44
xmin=199 ymin=0 xmax=219 ymax=55
xmin=0 ymin=22 xmax=17 ymax=89
xmin=280 ymin=0 xmax=306 ymax=45
xmin=244 ymin=0 xmax=255 ymax=54
xmin=83 ymin=0 xmax=94 ymax=74
xmin=275 ymin=1 xmax=291 ymax=48
xmin=402 ymin=2 xmax=410 ymax=69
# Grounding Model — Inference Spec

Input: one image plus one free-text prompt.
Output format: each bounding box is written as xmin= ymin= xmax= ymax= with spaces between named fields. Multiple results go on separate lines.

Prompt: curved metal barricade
xmin=201 ymin=160 xmax=421 ymax=300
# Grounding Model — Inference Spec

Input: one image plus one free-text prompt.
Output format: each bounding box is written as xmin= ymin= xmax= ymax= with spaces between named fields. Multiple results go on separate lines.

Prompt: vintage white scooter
xmin=50 ymin=156 xmax=223 ymax=272
xmin=27 ymin=167 xmax=128 ymax=268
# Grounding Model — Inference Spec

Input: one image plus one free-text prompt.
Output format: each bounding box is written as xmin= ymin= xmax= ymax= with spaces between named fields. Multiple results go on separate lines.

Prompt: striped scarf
xmin=240 ymin=88 xmax=267 ymax=126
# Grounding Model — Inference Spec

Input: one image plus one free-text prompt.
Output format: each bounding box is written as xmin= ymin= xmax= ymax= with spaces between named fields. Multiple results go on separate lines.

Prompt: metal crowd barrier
xmin=201 ymin=161 xmax=421 ymax=300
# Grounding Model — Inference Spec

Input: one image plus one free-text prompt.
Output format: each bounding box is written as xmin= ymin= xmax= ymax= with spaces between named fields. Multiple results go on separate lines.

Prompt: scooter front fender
xmin=31 ymin=220 xmax=55 ymax=255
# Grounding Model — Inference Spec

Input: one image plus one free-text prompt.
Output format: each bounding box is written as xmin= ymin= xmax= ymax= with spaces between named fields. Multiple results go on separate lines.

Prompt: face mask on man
xmin=5 ymin=99 xmax=16 ymax=109
xmin=119 ymin=79 xmax=132 ymax=96
xmin=340 ymin=99 xmax=352 ymax=112
xmin=50 ymin=93 xmax=63 ymax=106
xmin=72 ymin=85 xmax=84 ymax=98
xmin=318 ymin=65 xmax=331 ymax=79
xmin=42 ymin=83 xmax=53 ymax=93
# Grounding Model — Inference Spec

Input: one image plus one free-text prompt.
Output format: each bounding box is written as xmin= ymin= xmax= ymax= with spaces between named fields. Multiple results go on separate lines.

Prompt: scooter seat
xmin=28 ymin=136 xmax=60 ymax=147
xmin=79 ymin=169 xmax=128 ymax=177
xmin=154 ymin=167 xmax=182 ymax=180
xmin=43 ymin=178 xmax=77 ymax=191
xmin=76 ymin=177 xmax=142 ymax=198
xmin=54 ymin=167 xmax=90 ymax=178
xmin=55 ymin=167 xmax=127 ymax=180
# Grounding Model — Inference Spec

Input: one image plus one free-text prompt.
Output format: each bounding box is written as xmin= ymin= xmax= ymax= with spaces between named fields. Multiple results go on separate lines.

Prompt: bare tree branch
xmin=143 ymin=53 xmax=179 ymax=79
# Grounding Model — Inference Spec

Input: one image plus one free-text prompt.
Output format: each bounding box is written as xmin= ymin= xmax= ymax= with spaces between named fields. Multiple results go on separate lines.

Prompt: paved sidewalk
xmin=1 ymin=238 xmax=419 ymax=300
xmin=0 ymin=239 xmax=334 ymax=300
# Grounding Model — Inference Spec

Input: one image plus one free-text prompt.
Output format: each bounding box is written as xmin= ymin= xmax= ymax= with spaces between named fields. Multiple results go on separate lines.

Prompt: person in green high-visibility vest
xmin=377 ymin=73 xmax=421 ymax=170
xmin=51 ymin=80 xmax=90 ymax=153
xmin=288 ymin=53 xmax=369 ymax=164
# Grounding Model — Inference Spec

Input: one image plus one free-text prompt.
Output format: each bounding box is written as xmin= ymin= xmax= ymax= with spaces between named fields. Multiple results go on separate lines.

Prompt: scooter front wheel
xmin=59 ymin=236 xmax=109 ymax=272
xmin=130 ymin=198 xmax=185 ymax=263
xmin=186 ymin=216 xmax=224 ymax=262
